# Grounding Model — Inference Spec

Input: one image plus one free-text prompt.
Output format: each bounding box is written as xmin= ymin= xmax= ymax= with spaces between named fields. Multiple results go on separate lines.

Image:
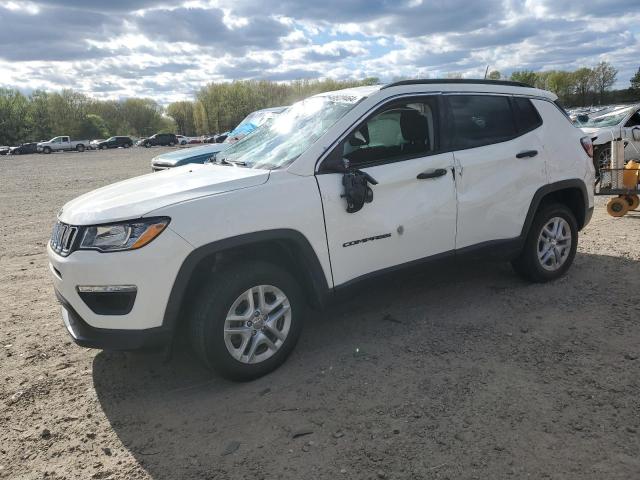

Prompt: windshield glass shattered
xmin=216 ymin=95 xmax=361 ymax=170
xmin=582 ymin=107 xmax=631 ymax=128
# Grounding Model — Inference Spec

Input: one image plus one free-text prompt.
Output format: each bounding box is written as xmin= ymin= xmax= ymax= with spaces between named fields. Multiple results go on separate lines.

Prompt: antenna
xmin=484 ymin=65 xmax=490 ymax=80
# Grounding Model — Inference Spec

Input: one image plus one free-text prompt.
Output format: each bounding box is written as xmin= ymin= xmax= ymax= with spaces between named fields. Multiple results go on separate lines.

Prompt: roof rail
xmin=381 ymin=79 xmax=533 ymax=89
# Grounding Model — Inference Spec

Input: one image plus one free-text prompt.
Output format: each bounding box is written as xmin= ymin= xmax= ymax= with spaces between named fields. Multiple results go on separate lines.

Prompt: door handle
xmin=516 ymin=150 xmax=538 ymax=158
xmin=417 ymin=168 xmax=448 ymax=180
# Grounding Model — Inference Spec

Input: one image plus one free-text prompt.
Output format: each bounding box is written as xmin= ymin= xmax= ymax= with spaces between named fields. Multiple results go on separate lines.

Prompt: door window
xmin=446 ymin=95 xmax=516 ymax=150
xmin=625 ymin=111 xmax=640 ymax=127
xmin=512 ymin=97 xmax=542 ymax=134
xmin=342 ymin=99 xmax=437 ymax=166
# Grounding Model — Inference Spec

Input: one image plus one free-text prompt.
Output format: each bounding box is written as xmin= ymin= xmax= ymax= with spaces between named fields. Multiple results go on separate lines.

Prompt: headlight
xmin=79 ymin=217 xmax=170 ymax=252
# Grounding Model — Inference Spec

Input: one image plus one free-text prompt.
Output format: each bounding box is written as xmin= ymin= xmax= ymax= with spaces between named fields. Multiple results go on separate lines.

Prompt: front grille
xmin=50 ymin=222 xmax=79 ymax=256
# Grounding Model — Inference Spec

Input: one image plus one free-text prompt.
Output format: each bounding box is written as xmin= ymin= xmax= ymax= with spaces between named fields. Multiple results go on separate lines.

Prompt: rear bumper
xmin=55 ymin=289 xmax=171 ymax=350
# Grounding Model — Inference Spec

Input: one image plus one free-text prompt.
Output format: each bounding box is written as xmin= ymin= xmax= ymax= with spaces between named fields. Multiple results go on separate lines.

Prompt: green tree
xmin=0 ymin=88 xmax=30 ymax=145
xmin=78 ymin=114 xmax=109 ymax=139
xmin=592 ymin=61 xmax=617 ymax=103
xmin=572 ymin=68 xmax=595 ymax=106
xmin=487 ymin=70 xmax=501 ymax=80
xmin=510 ymin=70 xmax=537 ymax=86
xmin=26 ymin=90 xmax=52 ymax=142
xmin=630 ymin=67 xmax=640 ymax=91
xmin=167 ymin=101 xmax=196 ymax=135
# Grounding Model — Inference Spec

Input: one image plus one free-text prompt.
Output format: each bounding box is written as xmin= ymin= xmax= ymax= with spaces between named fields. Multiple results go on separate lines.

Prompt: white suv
xmin=48 ymin=80 xmax=595 ymax=380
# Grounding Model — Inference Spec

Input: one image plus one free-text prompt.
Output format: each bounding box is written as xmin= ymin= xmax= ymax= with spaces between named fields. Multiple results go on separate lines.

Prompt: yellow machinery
xmin=597 ymin=139 xmax=640 ymax=217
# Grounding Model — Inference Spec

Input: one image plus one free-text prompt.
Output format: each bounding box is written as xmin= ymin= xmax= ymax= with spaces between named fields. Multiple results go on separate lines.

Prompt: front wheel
xmin=189 ymin=261 xmax=304 ymax=381
xmin=168 ymin=142 xmax=175 ymax=147
xmin=512 ymin=203 xmax=578 ymax=282
xmin=593 ymin=145 xmax=611 ymax=177
xmin=43 ymin=147 xmax=51 ymax=154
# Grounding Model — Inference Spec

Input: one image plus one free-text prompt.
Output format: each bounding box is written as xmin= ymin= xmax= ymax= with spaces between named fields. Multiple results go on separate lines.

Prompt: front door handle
xmin=516 ymin=150 xmax=538 ymax=159
xmin=417 ymin=168 xmax=448 ymax=180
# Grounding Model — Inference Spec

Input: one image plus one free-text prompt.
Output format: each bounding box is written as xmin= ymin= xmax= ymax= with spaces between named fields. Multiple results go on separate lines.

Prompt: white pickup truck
xmin=37 ymin=136 xmax=89 ymax=154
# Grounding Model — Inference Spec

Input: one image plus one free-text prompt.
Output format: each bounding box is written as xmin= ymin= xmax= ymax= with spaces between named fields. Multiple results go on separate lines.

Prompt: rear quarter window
xmin=511 ymin=97 xmax=542 ymax=134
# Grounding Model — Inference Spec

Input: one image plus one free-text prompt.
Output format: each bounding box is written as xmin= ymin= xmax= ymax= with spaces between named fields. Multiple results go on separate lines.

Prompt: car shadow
xmin=93 ymin=251 xmax=640 ymax=479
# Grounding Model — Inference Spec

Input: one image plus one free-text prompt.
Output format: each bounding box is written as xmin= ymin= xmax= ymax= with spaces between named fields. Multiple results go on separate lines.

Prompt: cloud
xmin=0 ymin=0 xmax=637 ymax=100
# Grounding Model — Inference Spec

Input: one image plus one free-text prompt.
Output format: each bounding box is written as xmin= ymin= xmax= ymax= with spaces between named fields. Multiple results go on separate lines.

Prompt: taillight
xmin=580 ymin=136 xmax=593 ymax=158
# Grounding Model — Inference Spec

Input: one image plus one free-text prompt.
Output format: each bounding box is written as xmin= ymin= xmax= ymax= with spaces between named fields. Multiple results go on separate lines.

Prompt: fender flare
xmin=520 ymin=179 xmax=590 ymax=238
xmin=162 ymin=229 xmax=330 ymax=333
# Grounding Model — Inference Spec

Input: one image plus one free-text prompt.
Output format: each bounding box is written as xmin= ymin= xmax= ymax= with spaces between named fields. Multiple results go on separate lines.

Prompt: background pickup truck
xmin=37 ymin=136 xmax=89 ymax=154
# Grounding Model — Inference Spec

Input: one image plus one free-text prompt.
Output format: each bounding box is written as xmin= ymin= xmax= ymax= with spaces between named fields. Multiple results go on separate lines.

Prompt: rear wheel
xmin=43 ymin=147 xmax=51 ymax=154
xmin=168 ymin=141 xmax=175 ymax=147
xmin=76 ymin=144 xmax=85 ymax=152
xmin=512 ymin=203 xmax=578 ymax=282
xmin=189 ymin=261 xmax=304 ymax=381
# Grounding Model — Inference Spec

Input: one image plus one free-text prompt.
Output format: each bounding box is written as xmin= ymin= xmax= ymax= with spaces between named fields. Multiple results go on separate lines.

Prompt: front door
xmin=316 ymin=97 xmax=458 ymax=287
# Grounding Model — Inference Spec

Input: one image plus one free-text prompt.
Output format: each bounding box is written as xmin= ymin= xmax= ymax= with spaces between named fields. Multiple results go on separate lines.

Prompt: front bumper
xmin=47 ymin=225 xmax=193 ymax=333
xmin=55 ymin=289 xmax=171 ymax=350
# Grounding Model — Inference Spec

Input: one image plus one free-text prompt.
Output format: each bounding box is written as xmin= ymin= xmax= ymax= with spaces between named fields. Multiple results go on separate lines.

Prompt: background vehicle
xmin=48 ymin=80 xmax=593 ymax=381
xmin=138 ymin=133 xmax=178 ymax=148
xmin=151 ymin=143 xmax=228 ymax=171
xmin=580 ymin=104 xmax=640 ymax=170
xmin=9 ymin=142 xmax=38 ymax=155
xmin=176 ymin=135 xmax=189 ymax=145
xmin=151 ymin=108 xmax=287 ymax=171
xmin=95 ymin=136 xmax=133 ymax=149
xmin=37 ymin=136 xmax=89 ymax=154
xmin=0 ymin=146 xmax=10 ymax=155
xmin=88 ymin=139 xmax=105 ymax=150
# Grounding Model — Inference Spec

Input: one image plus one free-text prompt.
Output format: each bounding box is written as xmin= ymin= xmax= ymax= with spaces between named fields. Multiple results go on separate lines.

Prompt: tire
xmin=511 ymin=203 xmax=578 ymax=283
xmin=144 ymin=142 xmax=150 ymax=148
xmin=76 ymin=144 xmax=85 ymax=152
xmin=624 ymin=194 xmax=639 ymax=211
xmin=168 ymin=142 xmax=175 ymax=147
xmin=189 ymin=261 xmax=305 ymax=381
xmin=593 ymin=145 xmax=611 ymax=176
xmin=43 ymin=147 xmax=51 ymax=154
xmin=124 ymin=143 xmax=131 ymax=148
xmin=607 ymin=197 xmax=628 ymax=217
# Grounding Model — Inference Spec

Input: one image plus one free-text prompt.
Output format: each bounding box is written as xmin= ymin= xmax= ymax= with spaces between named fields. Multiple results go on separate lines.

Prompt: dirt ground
xmin=0 ymin=147 xmax=639 ymax=480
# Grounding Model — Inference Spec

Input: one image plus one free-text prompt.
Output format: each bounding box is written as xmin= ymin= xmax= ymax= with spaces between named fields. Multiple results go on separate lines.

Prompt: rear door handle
xmin=417 ymin=168 xmax=448 ymax=180
xmin=516 ymin=150 xmax=538 ymax=159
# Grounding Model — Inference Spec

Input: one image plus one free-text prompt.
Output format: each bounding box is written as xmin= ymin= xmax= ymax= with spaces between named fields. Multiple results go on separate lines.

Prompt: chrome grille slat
xmin=50 ymin=221 xmax=79 ymax=256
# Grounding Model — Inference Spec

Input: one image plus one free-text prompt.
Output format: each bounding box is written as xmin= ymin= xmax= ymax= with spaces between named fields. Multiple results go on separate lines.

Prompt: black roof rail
xmin=381 ymin=79 xmax=533 ymax=89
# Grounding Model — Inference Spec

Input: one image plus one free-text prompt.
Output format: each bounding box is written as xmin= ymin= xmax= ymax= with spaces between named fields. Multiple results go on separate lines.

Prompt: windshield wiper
xmin=217 ymin=157 xmax=247 ymax=167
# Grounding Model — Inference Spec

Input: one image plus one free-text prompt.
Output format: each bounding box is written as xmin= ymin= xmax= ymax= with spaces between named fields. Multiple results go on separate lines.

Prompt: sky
xmin=0 ymin=0 xmax=638 ymax=104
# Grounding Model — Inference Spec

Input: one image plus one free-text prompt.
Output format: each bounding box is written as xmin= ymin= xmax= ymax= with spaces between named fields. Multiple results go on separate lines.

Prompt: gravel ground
xmin=1 ymin=147 xmax=639 ymax=480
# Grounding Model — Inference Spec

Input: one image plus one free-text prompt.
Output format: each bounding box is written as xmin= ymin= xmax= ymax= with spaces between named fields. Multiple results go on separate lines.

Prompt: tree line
xmin=1 ymin=63 xmax=638 ymax=146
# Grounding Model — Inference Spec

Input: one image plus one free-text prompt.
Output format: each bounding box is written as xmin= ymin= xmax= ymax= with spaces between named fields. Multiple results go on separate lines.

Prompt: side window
xmin=512 ymin=97 xmax=542 ymax=133
xmin=625 ymin=112 xmax=640 ymax=127
xmin=446 ymin=95 xmax=516 ymax=149
xmin=342 ymin=99 xmax=437 ymax=166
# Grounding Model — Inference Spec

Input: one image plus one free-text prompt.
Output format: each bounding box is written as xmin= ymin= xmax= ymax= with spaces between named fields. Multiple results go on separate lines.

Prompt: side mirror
xmin=632 ymin=127 xmax=640 ymax=142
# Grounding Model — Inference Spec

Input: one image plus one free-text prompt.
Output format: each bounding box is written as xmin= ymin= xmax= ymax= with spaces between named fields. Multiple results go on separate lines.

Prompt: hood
xmin=58 ymin=163 xmax=270 ymax=225
xmin=151 ymin=143 xmax=228 ymax=166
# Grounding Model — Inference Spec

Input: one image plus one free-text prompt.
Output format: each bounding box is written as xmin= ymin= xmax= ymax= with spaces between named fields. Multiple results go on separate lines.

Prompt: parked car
xmin=580 ymin=104 xmax=640 ymax=171
xmin=37 ymin=136 xmax=89 ymax=154
xmin=94 ymin=136 xmax=134 ymax=149
xmin=151 ymin=143 xmax=228 ymax=171
xmin=176 ymin=135 xmax=189 ymax=145
xmin=0 ymin=146 xmax=10 ymax=155
xmin=48 ymin=79 xmax=594 ymax=381
xmin=9 ymin=142 xmax=38 ymax=155
xmin=150 ymin=107 xmax=286 ymax=171
xmin=88 ymin=139 xmax=105 ymax=150
xmin=138 ymin=133 xmax=178 ymax=147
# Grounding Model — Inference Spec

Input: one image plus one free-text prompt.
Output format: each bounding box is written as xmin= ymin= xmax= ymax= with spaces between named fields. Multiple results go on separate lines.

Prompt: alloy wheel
xmin=223 ymin=285 xmax=291 ymax=364
xmin=537 ymin=217 xmax=572 ymax=271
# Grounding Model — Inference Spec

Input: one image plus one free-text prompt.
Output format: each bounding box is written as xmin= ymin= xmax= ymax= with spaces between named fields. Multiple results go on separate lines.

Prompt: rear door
xmin=444 ymin=94 xmax=548 ymax=249
xmin=316 ymin=96 xmax=458 ymax=286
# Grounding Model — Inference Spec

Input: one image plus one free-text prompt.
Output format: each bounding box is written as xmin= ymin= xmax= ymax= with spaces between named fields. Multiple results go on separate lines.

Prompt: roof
xmin=382 ymin=79 xmax=531 ymax=89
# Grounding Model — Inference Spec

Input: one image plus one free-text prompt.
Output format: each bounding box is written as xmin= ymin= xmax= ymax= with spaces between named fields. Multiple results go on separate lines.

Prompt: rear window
xmin=512 ymin=97 xmax=542 ymax=133
xmin=447 ymin=95 xmax=516 ymax=149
